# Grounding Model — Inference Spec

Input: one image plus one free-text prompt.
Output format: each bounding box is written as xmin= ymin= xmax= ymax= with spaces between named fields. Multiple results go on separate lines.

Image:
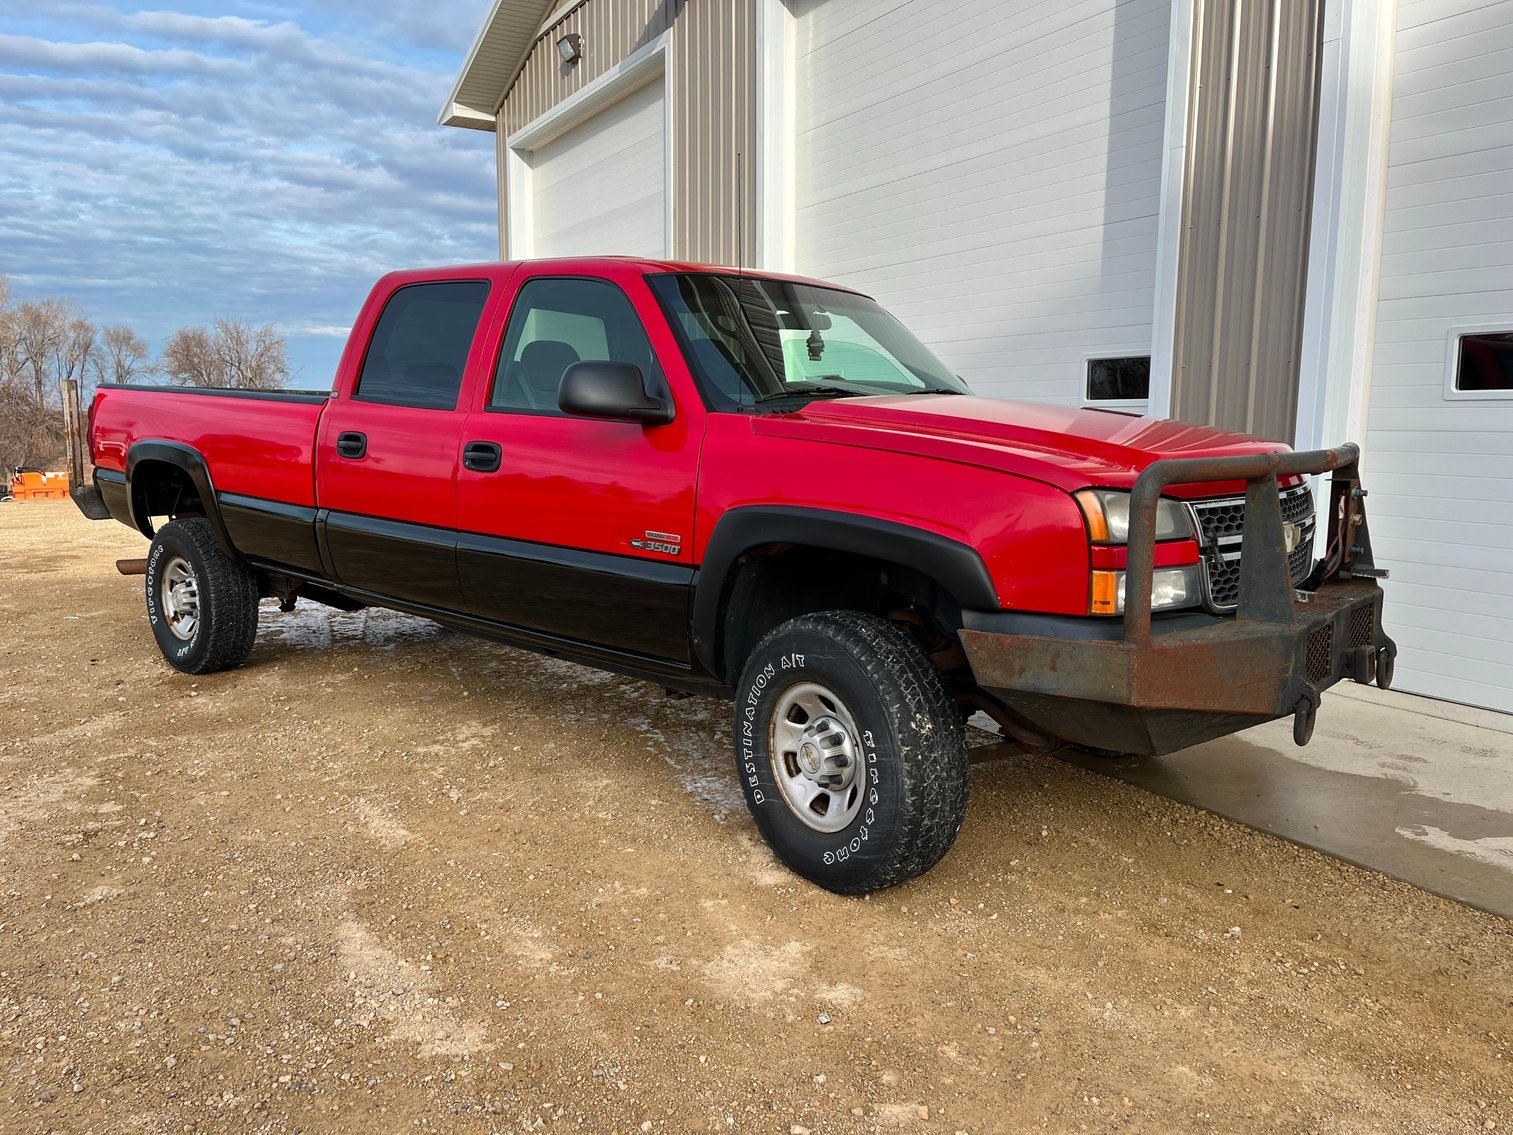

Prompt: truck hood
xmin=752 ymin=394 xmax=1288 ymax=493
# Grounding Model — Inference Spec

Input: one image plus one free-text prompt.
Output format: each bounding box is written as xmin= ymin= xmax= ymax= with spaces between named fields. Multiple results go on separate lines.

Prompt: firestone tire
xmin=144 ymin=518 xmax=259 ymax=674
xmin=734 ymin=611 xmax=970 ymax=894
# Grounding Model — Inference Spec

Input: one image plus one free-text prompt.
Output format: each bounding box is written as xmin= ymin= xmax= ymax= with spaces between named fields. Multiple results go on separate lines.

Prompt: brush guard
xmin=960 ymin=444 xmax=1396 ymax=756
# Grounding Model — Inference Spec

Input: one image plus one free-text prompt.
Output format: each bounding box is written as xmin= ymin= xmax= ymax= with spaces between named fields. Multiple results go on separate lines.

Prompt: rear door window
xmin=354 ymin=280 xmax=491 ymax=410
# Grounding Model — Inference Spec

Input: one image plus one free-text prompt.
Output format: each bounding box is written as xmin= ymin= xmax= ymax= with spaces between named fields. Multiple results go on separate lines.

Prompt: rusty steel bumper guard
xmin=960 ymin=444 xmax=1396 ymax=756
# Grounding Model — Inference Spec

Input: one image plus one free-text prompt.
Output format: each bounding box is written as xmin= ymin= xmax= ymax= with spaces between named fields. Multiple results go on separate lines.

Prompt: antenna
xmin=736 ymin=150 xmax=744 ymax=273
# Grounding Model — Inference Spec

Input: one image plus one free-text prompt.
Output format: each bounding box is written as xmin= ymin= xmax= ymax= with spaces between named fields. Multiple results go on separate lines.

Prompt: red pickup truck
xmin=72 ymin=257 xmax=1394 ymax=893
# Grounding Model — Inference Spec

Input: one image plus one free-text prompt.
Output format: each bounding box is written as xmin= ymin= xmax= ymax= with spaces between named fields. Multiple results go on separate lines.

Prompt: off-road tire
xmin=734 ymin=610 xmax=970 ymax=894
xmin=145 ymin=518 xmax=259 ymax=674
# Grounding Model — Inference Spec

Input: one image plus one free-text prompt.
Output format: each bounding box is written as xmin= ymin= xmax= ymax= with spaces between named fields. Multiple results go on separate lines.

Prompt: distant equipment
xmin=6 ymin=469 xmax=71 ymax=502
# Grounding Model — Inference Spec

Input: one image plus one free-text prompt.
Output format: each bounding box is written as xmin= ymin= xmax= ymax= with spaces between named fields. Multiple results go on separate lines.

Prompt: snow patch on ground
xmin=624 ymin=705 xmax=744 ymax=819
xmin=258 ymin=600 xmax=443 ymax=650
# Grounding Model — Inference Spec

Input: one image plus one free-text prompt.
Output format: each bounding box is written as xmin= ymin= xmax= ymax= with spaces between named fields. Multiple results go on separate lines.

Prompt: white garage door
xmin=1366 ymin=0 xmax=1513 ymax=713
xmin=526 ymin=78 xmax=665 ymax=258
xmin=791 ymin=0 xmax=1171 ymax=403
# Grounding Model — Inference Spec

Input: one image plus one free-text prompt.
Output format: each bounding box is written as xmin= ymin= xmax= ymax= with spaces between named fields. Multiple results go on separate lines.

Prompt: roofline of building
xmin=438 ymin=0 xmax=559 ymax=131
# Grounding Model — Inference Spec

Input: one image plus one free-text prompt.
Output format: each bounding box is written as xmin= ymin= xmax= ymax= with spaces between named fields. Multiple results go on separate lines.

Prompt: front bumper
xmin=961 ymin=444 xmax=1396 ymax=756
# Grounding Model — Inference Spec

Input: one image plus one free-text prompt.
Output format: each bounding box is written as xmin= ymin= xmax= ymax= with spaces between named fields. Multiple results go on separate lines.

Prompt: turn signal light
xmin=1090 ymin=570 xmax=1121 ymax=615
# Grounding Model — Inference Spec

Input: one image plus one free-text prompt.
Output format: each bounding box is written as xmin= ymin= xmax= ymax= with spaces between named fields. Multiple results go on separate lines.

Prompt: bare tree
xmin=160 ymin=326 xmax=217 ymax=387
xmin=162 ymin=320 xmax=289 ymax=390
xmin=214 ymin=319 xmax=288 ymax=390
xmin=93 ymin=324 xmax=153 ymax=386
xmin=0 ymin=283 xmax=18 ymax=393
xmin=55 ymin=315 xmax=96 ymax=392
xmin=14 ymin=298 xmax=75 ymax=408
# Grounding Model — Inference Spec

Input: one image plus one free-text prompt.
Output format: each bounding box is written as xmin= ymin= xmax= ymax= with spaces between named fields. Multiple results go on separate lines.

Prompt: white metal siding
xmin=527 ymin=79 xmax=666 ymax=258
xmin=791 ymin=0 xmax=1170 ymax=403
xmin=1367 ymin=0 xmax=1513 ymax=713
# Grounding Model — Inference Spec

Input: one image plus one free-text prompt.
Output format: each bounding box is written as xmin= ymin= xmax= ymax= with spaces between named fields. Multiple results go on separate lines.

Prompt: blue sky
xmin=0 ymin=0 xmax=498 ymax=385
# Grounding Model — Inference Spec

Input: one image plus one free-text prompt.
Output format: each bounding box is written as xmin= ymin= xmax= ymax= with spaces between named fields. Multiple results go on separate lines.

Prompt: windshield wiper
xmin=753 ymin=384 xmax=859 ymax=404
xmin=903 ymin=387 xmax=966 ymax=395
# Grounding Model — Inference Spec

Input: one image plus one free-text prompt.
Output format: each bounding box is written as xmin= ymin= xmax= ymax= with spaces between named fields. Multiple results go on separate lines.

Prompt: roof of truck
xmin=383 ymin=257 xmax=866 ymax=296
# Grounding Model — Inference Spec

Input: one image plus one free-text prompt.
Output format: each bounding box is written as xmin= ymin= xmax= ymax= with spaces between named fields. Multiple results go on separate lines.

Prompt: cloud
xmin=0 ymin=1 xmax=498 ymax=382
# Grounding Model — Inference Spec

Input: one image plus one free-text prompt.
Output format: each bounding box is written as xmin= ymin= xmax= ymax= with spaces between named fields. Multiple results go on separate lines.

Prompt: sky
xmin=0 ymin=0 xmax=499 ymax=385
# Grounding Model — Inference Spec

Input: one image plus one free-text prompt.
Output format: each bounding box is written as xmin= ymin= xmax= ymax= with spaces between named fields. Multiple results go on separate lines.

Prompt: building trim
xmin=757 ymin=0 xmax=795 ymax=272
xmin=1291 ymin=0 xmax=1396 ymax=456
xmin=503 ymin=31 xmax=672 ymax=259
xmin=439 ymin=0 xmax=555 ymax=130
xmin=1148 ymin=0 xmax=1197 ymax=419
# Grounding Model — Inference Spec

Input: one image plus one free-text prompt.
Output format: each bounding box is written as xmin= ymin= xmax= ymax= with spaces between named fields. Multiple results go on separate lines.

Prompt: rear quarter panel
xmin=92 ymin=387 xmax=325 ymax=507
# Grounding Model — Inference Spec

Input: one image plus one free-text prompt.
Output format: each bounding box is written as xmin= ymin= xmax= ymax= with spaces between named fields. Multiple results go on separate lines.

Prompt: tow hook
xmin=1376 ymin=644 xmax=1396 ymax=690
xmin=1291 ymin=689 xmax=1321 ymax=747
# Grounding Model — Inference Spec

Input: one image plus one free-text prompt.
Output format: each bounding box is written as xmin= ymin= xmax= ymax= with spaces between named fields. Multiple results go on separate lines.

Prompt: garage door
xmin=526 ymin=78 xmax=665 ymax=258
xmin=1366 ymin=0 xmax=1513 ymax=713
xmin=791 ymin=0 xmax=1171 ymax=403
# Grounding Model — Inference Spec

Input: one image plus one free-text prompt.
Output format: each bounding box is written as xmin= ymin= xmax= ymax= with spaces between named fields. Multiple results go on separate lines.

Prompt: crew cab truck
xmin=71 ymin=258 xmax=1395 ymax=894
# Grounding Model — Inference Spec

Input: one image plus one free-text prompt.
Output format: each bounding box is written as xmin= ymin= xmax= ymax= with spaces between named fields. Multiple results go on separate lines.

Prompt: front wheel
xmin=144 ymin=518 xmax=259 ymax=674
xmin=734 ymin=611 xmax=970 ymax=894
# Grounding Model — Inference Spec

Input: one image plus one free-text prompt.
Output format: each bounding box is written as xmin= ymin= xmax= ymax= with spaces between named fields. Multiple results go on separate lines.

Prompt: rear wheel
xmin=144 ymin=518 xmax=259 ymax=673
xmin=734 ymin=611 xmax=969 ymax=894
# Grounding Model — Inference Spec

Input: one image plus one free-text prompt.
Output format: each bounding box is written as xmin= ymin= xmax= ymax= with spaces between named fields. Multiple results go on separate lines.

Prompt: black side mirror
xmin=558 ymin=361 xmax=673 ymax=425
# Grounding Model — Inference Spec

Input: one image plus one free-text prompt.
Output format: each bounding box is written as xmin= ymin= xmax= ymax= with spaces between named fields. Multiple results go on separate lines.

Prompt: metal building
xmin=442 ymin=0 xmax=1513 ymax=716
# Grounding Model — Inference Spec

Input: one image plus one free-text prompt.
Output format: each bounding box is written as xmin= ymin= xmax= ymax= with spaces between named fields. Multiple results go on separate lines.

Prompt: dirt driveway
xmin=2 ymin=501 xmax=1509 ymax=1134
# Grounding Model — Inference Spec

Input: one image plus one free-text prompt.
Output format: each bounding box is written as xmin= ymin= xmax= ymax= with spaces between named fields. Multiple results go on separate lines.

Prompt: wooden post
xmin=63 ymin=379 xmax=85 ymax=487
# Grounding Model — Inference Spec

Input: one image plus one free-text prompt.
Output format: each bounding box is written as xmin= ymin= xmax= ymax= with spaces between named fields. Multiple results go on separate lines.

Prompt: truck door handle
xmin=336 ymin=431 xmax=367 ymax=459
xmin=463 ymin=440 xmax=502 ymax=473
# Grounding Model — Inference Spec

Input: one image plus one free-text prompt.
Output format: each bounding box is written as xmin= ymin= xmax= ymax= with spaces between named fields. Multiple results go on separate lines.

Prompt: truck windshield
xmin=648 ymin=273 xmax=970 ymax=409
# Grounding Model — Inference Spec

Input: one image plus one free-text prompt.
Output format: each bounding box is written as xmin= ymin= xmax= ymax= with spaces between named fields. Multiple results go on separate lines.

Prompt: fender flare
xmin=691 ymin=505 xmax=1000 ymax=678
xmin=125 ymin=440 xmax=236 ymax=557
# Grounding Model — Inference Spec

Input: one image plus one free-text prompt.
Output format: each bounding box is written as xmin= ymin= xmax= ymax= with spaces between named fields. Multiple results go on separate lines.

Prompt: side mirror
xmin=558 ymin=361 xmax=673 ymax=425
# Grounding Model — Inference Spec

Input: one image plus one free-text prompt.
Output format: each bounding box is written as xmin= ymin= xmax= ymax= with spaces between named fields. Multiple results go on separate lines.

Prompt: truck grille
xmin=1190 ymin=483 xmax=1316 ymax=612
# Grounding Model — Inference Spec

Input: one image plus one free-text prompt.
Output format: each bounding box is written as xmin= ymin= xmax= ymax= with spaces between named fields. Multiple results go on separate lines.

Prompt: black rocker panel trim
xmin=124 ymin=441 xmax=235 ymax=555
xmin=218 ymin=493 xmax=323 ymax=575
xmin=457 ymin=531 xmax=694 ymax=663
xmin=321 ymin=511 xmax=464 ymax=612
xmin=333 ymin=584 xmax=718 ymax=693
xmin=692 ymin=506 xmax=1001 ymax=678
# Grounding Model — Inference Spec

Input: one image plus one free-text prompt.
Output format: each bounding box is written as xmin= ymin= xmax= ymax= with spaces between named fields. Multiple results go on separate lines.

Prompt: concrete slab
xmin=1057 ymin=684 xmax=1513 ymax=919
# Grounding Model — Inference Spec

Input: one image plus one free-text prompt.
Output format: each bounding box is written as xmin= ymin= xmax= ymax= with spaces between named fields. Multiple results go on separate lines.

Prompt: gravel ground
xmin=1 ymin=500 xmax=1509 ymax=1135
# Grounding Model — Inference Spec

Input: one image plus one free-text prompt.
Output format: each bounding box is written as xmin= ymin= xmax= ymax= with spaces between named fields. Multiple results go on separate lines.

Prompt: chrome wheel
xmin=160 ymin=556 xmax=200 ymax=641
xmin=769 ymin=681 xmax=866 ymax=833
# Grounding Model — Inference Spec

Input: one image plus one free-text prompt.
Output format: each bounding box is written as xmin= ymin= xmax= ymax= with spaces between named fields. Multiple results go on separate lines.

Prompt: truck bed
xmin=91 ymin=384 xmax=330 ymax=508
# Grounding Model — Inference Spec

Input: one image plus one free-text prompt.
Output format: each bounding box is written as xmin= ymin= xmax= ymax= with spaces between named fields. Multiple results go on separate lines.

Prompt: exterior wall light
xmin=556 ymin=33 xmax=583 ymax=65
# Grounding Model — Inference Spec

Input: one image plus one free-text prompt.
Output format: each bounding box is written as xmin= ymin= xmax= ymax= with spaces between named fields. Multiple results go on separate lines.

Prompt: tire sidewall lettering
xmin=740 ymin=643 xmax=888 ymax=869
xmin=147 ymin=532 xmax=202 ymax=665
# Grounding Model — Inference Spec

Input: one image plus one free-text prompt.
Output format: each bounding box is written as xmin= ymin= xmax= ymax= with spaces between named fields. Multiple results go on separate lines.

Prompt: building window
xmin=1086 ymin=355 xmax=1151 ymax=403
xmin=1455 ymin=332 xmax=1513 ymax=393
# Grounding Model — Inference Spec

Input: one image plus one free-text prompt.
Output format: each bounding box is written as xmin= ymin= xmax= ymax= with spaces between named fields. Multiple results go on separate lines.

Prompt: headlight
xmin=1075 ymin=488 xmax=1194 ymax=543
xmin=1091 ymin=565 xmax=1202 ymax=616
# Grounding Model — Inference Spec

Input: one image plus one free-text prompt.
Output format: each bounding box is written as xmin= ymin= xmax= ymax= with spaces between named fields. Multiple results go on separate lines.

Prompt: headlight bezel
xmin=1075 ymin=487 xmax=1196 ymax=545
